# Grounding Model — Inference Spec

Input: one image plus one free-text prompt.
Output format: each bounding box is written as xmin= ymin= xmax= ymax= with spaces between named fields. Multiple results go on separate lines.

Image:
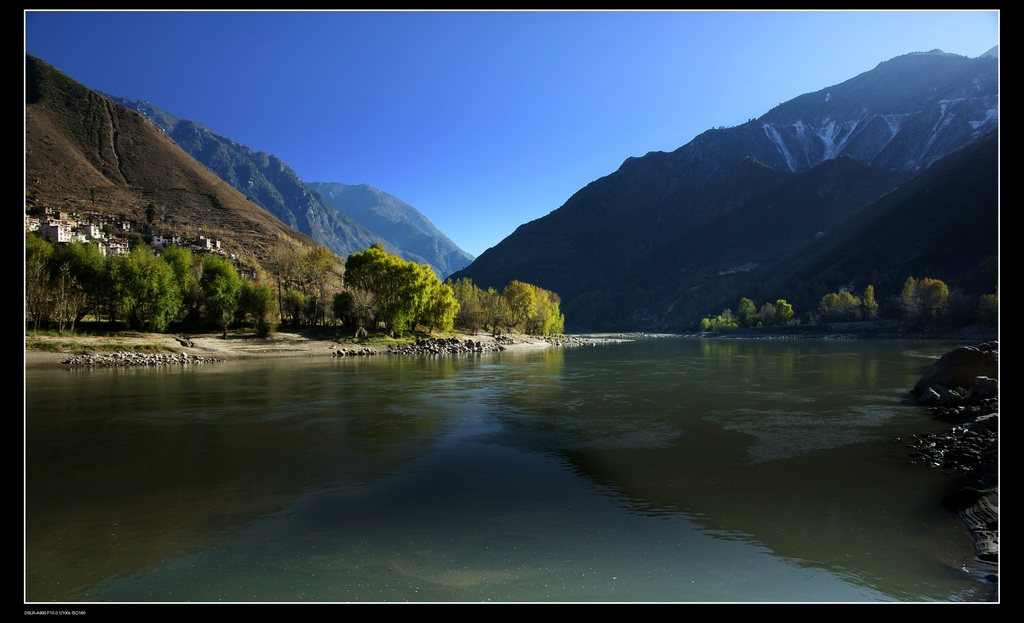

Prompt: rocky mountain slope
xmin=307 ymin=182 xmax=473 ymax=279
xmin=450 ymin=50 xmax=998 ymax=330
xmin=107 ymin=96 xmax=473 ymax=278
xmin=25 ymin=54 xmax=321 ymax=267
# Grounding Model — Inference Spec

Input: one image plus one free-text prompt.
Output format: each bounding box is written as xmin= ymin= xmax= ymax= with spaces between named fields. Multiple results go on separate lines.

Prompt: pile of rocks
xmin=904 ymin=341 xmax=998 ymax=597
xmin=334 ymin=337 xmax=506 ymax=357
xmin=62 ymin=351 xmax=221 ymax=367
xmin=905 ymin=341 xmax=998 ymax=477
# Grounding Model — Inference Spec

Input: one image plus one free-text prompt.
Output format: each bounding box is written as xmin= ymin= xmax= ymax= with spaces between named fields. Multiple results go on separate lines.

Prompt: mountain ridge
xmin=106 ymin=95 xmax=473 ymax=278
xmin=25 ymin=54 xmax=321 ymax=266
xmin=450 ymin=49 xmax=998 ymax=331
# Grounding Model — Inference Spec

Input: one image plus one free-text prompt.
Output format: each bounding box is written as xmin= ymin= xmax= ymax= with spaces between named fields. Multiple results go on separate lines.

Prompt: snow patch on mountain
xmin=762 ymin=123 xmax=798 ymax=171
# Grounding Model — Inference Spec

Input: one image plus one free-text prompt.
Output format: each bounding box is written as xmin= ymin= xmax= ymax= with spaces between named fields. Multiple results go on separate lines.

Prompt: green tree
xmin=737 ymin=297 xmax=757 ymax=327
xmin=109 ymin=246 xmax=181 ymax=332
xmin=345 ymin=243 xmax=430 ymax=335
xmin=420 ymin=279 xmax=459 ymax=333
xmin=450 ymin=277 xmax=485 ymax=334
xmin=282 ymin=288 xmax=310 ymax=326
xmin=918 ymin=277 xmax=950 ymax=318
xmin=528 ymin=284 xmax=564 ymax=335
xmin=819 ymin=290 xmax=861 ymax=321
xmin=25 ymin=233 xmax=54 ymax=331
xmin=239 ymin=279 xmax=278 ymax=337
xmin=52 ymin=240 xmax=107 ymax=322
xmin=862 ymin=285 xmax=879 ymax=319
xmin=160 ymin=245 xmax=201 ymax=325
xmin=775 ymin=299 xmax=794 ymax=325
xmin=482 ymin=287 xmax=509 ymax=334
xmin=979 ymin=289 xmax=998 ymax=327
xmin=200 ymin=254 xmax=242 ymax=338
xmin=502 ymin=281 xmax=536 ymax=332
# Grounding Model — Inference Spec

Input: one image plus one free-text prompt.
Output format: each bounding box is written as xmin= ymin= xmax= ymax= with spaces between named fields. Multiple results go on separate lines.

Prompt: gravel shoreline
xmin=24 ymin=331 xmax=614 ymax=369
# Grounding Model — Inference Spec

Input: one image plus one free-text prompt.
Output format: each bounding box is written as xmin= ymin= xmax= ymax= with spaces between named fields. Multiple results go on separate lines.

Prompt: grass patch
xmin=25 ymin=332 xmax=176 ymax=355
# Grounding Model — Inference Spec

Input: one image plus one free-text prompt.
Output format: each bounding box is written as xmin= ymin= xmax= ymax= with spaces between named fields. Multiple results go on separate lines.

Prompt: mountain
xmin=450 ymin=50 xmax=999 ymax=331
xmin=107 ymin=96 xmax=473 ymax=278
xmin=25 ymin=54 xmax=320 ymax=265
xmin=306 ymin=182 xmax=474 ymax=279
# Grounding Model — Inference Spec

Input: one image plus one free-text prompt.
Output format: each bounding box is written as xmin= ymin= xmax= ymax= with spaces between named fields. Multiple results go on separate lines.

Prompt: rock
xmin=911 ymin=342 xmax=998 ymax=398
xmin=907 ymin=341 xmax=998 ymax=599
xmin=970 ymin=376 xmax=999 ymax=400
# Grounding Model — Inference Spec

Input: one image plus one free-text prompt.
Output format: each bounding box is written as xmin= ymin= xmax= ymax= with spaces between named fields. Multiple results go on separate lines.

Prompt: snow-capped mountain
xmin=450 ymin=49 xmax=998 ymax=330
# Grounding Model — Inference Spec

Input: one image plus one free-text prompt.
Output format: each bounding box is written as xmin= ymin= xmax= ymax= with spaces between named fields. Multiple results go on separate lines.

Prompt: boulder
xmin=912 ymin=342 xmax=998 ymax=398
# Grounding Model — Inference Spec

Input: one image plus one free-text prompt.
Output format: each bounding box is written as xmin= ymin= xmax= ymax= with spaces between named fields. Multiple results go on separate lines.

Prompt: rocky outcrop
xmin=911 ymin=342 xmax=998 ymax=401
xmin=904 ymin=341 xmax=998 ymax=598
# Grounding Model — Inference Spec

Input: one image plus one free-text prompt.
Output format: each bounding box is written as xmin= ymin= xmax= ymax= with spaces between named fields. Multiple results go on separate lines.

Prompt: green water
xmin=24 ymin=337 xmax=990 ymax=602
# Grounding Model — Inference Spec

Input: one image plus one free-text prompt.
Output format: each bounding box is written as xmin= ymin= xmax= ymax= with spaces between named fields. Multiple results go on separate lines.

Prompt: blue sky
xmin=24 ymin=10 xmax=999 ymax=258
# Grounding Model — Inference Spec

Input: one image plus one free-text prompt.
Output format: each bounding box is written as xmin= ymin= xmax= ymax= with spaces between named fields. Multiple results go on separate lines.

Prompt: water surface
xmin=24 ymin=337 xmax=987 ymax=602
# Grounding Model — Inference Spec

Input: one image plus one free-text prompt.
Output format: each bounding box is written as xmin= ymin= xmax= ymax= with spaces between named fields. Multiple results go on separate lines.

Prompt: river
xmin=24 ymin=337 xmax=990 ymax=602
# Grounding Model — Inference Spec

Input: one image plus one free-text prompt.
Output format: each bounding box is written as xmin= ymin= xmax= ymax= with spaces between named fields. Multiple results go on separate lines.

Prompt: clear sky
xmin=24 ymin=10 xmax=999 ymax=258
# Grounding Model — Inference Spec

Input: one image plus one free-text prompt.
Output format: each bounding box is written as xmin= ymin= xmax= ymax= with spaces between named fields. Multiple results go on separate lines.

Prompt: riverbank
xmin=23 ymin=330 xmax=610 ymax=369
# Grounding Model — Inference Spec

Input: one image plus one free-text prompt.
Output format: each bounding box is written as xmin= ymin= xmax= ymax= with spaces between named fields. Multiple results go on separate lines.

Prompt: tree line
xmin=25 ymin=235 xmax=566 ymax=339
xmin=701 ymin=276 xmax=997 ymax=331
xmin=26 ymin=233 xmax=277 ymax=337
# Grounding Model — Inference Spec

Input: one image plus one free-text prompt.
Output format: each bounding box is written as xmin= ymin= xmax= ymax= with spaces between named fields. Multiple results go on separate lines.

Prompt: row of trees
xmin=449 ymin=278 xmax=564 ymax=336
xmin=818 ymin=277 xmax=997 ymax=327
xmin=700 ymin=297 xmax=795 ymax=331
xmin=334 ymin=244 xmax=564 ymax=337
xmin=25 ymin=234 xmax=276 ymax=337
xmin=817 ymin=285 xmax=879 ymax=322
xmin=700 ymin=275 xmax=997 ymax=332
xmin=26 ymin=235 xmax=569 ymax=339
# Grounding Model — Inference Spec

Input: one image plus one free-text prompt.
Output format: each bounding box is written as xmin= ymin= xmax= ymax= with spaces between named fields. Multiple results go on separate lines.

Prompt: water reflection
xmin=25 ymin=339 xmax=985 ymax=602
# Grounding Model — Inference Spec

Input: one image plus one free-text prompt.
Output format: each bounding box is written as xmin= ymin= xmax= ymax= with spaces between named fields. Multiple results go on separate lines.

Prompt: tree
xmin=862 ymin=285 xmax=879 ymax=319
xmin=737 ymin=297 xmax=757 ymax=327
xmin=528 ymin=284 xmax=564 ymax=335
xmin=302 ymin=245 xmax=343 ymax=326
xmin=200 ymin=254 xmax=241 ymax=338
xmin=503 ymin=281 xmax=536 ymax=332
xmin=160 ymin=245 xmax=201 ymax=325
xmin=334 ymin=287 xmax=377 ymax=331
xmin=52 ymin=263 xmax=87 ymax=335
xmin=901 ymin=277 xmax=920 ymax=321
xmin=918 ymin=277 xmax=949 ymax=319
xmin=819 ymin=290 xmax=861 ymax=321
xmin=109 ymin=246 xmax=181 ymax=332
xmin=758 ymin=302 xmax=776 ymax=326
xmin=239 ymin=279 xmax=278 ymax=337
xmin=25 ymin=233 xmax=54 ymax=331
xmin=264 ymin=241 xmax=305 ymax=322
xmin=979 ymin=289 xmax=998 ymax=326
xmin=282 ymin=288 xmax=310 ymax=326
xmin=482 ymin=287 xmax=509 ymax=334
xmin=420 ymin=279 xmax=459 ymax=333
xmin=901 ymin=276 xmax=950 ymax=325
xmin=345 ymin=243 xmax=430 ymax=335
xmin=450 ymin=278 xmax=485 ymax=334
xmin=52 ymin=240 xmax=107 ymax=322
xmin=775 ymin=299 xmax=794 ymax=325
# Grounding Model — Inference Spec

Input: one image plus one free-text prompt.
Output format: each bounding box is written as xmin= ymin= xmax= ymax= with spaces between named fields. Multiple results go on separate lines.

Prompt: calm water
xmin=24 ymin=337 xmax=989 ymax=602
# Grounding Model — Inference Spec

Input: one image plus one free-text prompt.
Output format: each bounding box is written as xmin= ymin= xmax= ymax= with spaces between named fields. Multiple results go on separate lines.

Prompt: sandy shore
xmin=24 ymin=330 xmax=559 ymax=369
